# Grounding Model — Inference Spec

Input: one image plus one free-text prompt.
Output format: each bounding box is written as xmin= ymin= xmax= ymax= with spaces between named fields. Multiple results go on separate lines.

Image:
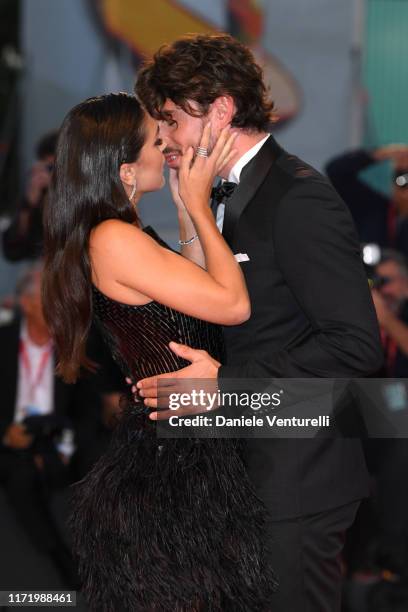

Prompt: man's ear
xmin=212 ymin=95 xmax=235 ymax=128
xmin=119 ymin=163 xmax=136 ymax=188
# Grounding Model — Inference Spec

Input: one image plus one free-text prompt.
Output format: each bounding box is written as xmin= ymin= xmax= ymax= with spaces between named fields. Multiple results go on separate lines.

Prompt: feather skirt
xmin=69 ymin=401 xmax=278 ymax=611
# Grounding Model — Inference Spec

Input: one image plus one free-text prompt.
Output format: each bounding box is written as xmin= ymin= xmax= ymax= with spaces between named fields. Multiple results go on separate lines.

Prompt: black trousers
xmin=266 ymin=500 xmax=360 ymax=612
xmin=375 ymin=439 xmax=408 ymax=573
xmin=0 ymin=448 xmax=66 ymax=552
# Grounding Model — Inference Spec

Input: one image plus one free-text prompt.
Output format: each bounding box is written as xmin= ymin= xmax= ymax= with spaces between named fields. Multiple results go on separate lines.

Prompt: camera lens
xmin=395 ymin=172 xmax=408 ymax=187
xmin=362 ymin=243 xmax=381 ymax=266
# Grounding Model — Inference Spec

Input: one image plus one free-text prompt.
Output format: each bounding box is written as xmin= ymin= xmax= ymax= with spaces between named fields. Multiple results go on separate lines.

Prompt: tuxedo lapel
xmin=210 ymin=188 xmax=219 ymax=218
xmin=222 ymin=135 xmax=284 ymax=247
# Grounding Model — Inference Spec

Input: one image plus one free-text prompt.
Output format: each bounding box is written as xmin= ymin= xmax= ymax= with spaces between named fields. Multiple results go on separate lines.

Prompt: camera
xmin=395 ymin=171 xmax=408 ymax=188
xmin=371 ymin=274 xmax=392 ymax=290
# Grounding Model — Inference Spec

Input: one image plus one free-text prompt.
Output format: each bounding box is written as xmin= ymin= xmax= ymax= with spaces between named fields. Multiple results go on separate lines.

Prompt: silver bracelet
xmin=178 ymin=234 xmax=198 ymax=246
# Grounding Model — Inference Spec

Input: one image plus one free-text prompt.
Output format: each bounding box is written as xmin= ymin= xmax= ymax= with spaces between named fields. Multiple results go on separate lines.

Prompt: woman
xmin=42 ymin=93 xmax=276 ymax=611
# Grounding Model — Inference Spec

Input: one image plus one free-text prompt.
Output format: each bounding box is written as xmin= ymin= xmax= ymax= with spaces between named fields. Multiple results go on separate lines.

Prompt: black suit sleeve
xmin=218 ymin=180 xmax=383 ymax=379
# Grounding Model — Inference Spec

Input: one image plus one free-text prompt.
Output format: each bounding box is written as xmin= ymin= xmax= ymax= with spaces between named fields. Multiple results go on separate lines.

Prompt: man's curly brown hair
xmin=135 ymin=33 xmax=274 ymax=132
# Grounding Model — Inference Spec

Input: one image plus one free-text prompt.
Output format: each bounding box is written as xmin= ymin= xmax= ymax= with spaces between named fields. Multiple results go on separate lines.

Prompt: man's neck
xmin=218 ymin=130 xmax=269 ymax=180
xmin=25 ymin=319 xmax=51 ymax=347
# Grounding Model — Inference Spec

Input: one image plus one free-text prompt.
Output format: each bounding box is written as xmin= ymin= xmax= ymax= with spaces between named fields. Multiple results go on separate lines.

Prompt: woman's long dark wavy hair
xmin=42 ymin=92 xmax=146 ymax=383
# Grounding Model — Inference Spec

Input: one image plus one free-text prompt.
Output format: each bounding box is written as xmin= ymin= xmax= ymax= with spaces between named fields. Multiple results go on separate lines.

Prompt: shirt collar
xmin=228 ymin=134 xmax=270 ymax=184
xmin=20 ymin=319 xmax=53 ymax=351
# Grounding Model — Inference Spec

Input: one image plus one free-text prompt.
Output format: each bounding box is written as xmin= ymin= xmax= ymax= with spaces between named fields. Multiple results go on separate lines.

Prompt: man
xmin=2 ymin=131 xmax=58 ymax=261
xmin=0 ymin=263 xmax=98 ymax=587
xmin=135 ymin=34 xmax=383 ymax=610
xmin=372 ymin=250 xmax=408 ymax=376
xmin=369 ymin=251 xmax=408 ymax=590
xmin=326 ymin=144 xmax=408 ymax=258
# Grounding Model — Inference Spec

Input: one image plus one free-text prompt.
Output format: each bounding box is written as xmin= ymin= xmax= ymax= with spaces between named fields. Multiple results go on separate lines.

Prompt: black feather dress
xmin=70 ymin=228 xmax=277 ymax=611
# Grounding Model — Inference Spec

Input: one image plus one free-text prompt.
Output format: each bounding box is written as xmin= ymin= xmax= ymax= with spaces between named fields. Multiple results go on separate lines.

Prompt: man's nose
xmin=159 ymin=122 xmax=172 ymax=138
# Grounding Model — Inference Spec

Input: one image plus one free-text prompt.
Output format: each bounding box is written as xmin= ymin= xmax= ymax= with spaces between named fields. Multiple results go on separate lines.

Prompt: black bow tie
xmin=211 ymin=181 xmax=237 ymax=204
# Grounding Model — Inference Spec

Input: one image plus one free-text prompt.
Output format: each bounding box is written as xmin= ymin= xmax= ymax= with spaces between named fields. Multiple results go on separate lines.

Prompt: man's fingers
xmin=137 ymin=372 xmax=177 ymax=390
xmin=150 ymin=407 xmax=192 ymax=421
xmin=143 ymin=396 xmax=172 ymax=409
xmin=140 ymin=383 xmax=178 ymax=399
xmin=169 ymin=341 xmax=204 ymax=362
xmin=149 ymin=403 xmax=214 ymax=421
xmin=150 ymin=409 xmax=172 ymax=421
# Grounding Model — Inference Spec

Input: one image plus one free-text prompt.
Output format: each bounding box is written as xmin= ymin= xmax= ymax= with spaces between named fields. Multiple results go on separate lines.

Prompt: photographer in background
xmin=0 ymin=262 xmax=94 ymax=587
xmin=372 ymin=250 xmax=408 ymax=377
xmin=326 ymin=145 xmax=408 ymax=259
xmin=365 ymin=250 xmax=408 ymax=606
xmin=2 ymin=131 xmax=57 ymax=261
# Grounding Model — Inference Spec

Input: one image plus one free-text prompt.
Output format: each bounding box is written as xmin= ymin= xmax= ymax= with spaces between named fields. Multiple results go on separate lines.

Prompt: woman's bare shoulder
xmin=89 ymin=219 xmax=156 ymax=303
xmin=90 ymin=219 xmax=144 ymax=251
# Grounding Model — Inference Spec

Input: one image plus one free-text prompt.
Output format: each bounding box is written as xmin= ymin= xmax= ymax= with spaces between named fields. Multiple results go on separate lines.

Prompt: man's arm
xmin=219 ymin=181 xmax=384 ymax=380
xmin=372 ymin=289 xmax=408 ymax=357
xmin=2 ymin=201 xmax=43 ymax=261
xmin=2 ymin=160 xmax=53 ymax=261
xmin=325 ymin=148 xmax=388 ymax=213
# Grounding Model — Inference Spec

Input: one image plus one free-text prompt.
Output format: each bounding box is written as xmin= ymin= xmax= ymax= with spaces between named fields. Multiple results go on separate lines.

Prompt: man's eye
xmin=167 ymin=119 xmax=177 ymax=127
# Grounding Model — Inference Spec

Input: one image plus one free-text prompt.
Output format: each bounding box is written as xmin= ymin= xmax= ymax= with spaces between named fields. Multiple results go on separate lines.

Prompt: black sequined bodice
xmin=91 ymin=225 xmax=224 ymax=381
xmin=92 ymin=286 xmax=224 ymax=383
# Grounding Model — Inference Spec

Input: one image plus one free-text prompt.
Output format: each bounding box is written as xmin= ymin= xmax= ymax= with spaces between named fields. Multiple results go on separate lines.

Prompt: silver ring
xmin=196 ymin=146 xmax=208 ymax=157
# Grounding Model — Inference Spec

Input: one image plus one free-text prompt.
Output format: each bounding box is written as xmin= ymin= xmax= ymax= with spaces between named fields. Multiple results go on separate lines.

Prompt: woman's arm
xmin=91 ymin=216 xmax=248 ymax=325
xmin=170 ymin=169 xmax=206 ymax=268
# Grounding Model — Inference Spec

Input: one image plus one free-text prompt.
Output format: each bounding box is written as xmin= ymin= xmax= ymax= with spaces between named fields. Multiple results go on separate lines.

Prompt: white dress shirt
xmin=14 ymin=322 xmax=54 ymax=423
xmin=216 ymin=134 xmax=270 ymax=232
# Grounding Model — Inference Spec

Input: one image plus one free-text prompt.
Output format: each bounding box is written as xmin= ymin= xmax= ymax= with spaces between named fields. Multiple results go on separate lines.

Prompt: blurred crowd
xmin=326 ymin=145 xmax=408 ymax=612
xmin=0 ymin=131 xmax=127 ymax=590
xmin=2 ymin=130 xmax=408 ymax=610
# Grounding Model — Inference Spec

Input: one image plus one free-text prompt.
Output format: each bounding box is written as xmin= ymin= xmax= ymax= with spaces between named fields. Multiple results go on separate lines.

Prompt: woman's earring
xmin=129 ymin=181 xmax=137 ymax=202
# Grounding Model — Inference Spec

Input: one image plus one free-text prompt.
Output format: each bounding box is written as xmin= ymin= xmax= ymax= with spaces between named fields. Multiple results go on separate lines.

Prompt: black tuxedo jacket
xmin=0 ymin=314 xmax=98 ymax=448
xmin=218 ymin=136 xmax=383 ymax=520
